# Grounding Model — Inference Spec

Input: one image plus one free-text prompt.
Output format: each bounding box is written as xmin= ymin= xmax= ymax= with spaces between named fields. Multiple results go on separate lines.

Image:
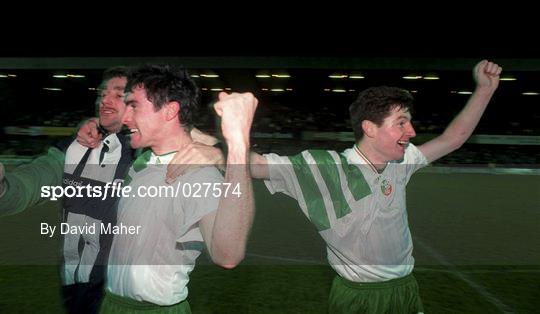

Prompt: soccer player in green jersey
xmin=100 ymin=64 xmax=257 ymax=313
xmin=168 ymin=59 xmax=502 ymax=313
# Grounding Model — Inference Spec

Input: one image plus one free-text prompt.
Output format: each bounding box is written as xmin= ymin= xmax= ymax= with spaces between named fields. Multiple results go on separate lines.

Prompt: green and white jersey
xmin=107 ymin=150 xmax=223 ymax=306
xmin=264 ymin=144 xmax=428 ymax=282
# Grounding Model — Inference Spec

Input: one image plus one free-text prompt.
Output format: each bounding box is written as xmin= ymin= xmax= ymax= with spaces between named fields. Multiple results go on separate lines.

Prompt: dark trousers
xmin=62 ymin=281 xmax=105 ymax=314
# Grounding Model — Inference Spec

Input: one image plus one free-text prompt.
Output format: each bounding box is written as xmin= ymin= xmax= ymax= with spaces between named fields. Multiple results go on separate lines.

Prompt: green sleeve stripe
xmin=176 ymin=241 xmax=205 ymax=252
xmin=288 ymin=154 xmax=330 ymax=231
xmin=310 ymin=150 xmax=352 ymax=219
xmin=339 ymin=154 xmax=371 ymax=201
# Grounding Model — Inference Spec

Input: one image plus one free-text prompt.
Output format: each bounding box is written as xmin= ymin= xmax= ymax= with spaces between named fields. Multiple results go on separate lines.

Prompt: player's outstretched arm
xmin=0 ymin=148 xmax=65 ymax=216
xmin=419 ymin=60 xmax=502 ymax=163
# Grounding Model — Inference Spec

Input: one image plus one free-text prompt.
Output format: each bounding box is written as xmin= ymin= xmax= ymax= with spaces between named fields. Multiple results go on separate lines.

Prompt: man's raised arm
xmin=199 ymin=92 xmax=258 ymax=268
xmin=419 ymin=60 xmax=502 ymax=163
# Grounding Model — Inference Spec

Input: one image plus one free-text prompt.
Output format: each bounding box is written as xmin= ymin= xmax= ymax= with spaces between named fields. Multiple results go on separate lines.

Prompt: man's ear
xmin=362 ymin=120 xmax=377 ymax=138
xmin=165 ymin=101 xmax=180 ymax=121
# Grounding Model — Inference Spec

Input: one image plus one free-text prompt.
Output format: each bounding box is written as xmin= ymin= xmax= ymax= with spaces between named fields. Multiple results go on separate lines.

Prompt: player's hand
xmin=77 ymin=118 xmax=102 ymax=148
xmin=166 ymin=143 xmax=225 ymax=184
xmin=474 ymin=60 xmax=502 ymax=91
xmin=214 ymin=92 xmax=258 ymax=146
xmin=190 ymin=127 xmax=219 ymax=146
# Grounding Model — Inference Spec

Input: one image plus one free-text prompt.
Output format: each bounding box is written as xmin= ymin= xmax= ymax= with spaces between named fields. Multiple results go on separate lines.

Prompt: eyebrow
xmin=395 ymin=114 xmax=412 ymax=121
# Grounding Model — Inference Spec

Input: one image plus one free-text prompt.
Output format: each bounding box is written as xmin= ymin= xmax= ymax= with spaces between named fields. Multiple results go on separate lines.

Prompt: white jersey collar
xmin=148 ymin=151 xmax=177 ymax=166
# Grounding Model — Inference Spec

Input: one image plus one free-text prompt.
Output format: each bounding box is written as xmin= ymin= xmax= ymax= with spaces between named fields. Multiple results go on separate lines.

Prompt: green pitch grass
xmin=0 ymin=173 xmax=538 ymax=313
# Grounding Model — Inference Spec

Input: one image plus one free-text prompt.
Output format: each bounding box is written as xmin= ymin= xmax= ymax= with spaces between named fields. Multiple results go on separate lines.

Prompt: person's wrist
xmin=474 ymin=85 xmax=496 ymax=96
xmin=224 ymin=131 xmax=250 ymax=147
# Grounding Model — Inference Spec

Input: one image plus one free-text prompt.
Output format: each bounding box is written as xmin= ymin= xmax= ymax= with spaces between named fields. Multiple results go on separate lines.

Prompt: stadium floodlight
xmin=403 ymin=75 xmax=422 ymax=80
xmin=423 ymin=74 xmax=440 ymax=80
xmin=329 ymin=74 xmax=347 ymax=79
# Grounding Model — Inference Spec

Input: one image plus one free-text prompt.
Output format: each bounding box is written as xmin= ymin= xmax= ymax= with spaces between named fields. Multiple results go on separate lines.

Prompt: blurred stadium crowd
xmin=1 ymin=66 xmax=538 ymax=167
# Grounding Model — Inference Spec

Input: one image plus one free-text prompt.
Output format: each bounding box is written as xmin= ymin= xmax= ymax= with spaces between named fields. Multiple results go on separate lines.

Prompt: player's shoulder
xmin=294 ymin=149 xmax=341 ymax=165
xmin=265 ymin=149 xmax=341 ymax=164
xmin=181 ymin=166 xmax=223 ymax=184
xmin=402 ymin=143 xmax=428 ymax=164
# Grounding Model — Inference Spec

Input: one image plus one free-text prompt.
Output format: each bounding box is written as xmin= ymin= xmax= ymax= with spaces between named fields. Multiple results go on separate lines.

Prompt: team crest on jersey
xmin=380 ymin=179 xmax=392 ymax=196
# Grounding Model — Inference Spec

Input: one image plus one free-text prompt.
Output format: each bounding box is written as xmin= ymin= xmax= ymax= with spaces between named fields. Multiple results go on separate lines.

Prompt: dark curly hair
xmin=126 ymin=64 xmax=200 ymax=130
xmin=349 ymin=86 xmax=414 ymax=141
xmin=95 ymin=66 xmax=129 ymax=114
xmin=102 ymin=66 xmax=129 ymax=82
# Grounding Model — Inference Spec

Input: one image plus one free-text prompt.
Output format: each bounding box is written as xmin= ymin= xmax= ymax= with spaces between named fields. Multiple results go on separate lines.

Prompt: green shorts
xmin=99 ymin=290 xmax=191 ymax=314
xmin=328 ymin=273 xmax=424 ymax=314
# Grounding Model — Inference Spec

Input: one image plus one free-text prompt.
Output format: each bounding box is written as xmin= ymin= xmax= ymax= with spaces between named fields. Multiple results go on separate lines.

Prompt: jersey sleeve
xmin=0 ymin=146 xmax=65 ymax=216
xmin=264 ymin=150 xmax=372 ymax=232
xmin=263 ymin=152 xmax=304 ymax=200
xmin=177 ymin=166 xmax=224 ymax=237
xmin=403 ymin=143 xmax=429 ymax=182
